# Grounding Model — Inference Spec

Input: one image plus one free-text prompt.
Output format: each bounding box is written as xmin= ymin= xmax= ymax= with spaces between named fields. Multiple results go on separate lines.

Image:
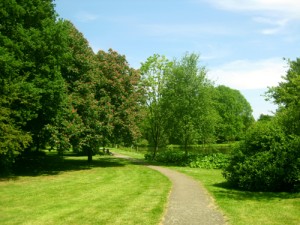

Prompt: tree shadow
xmin=212 ymin=181 xmax=300 ymax=201
xmin=1 ymin=154 xmax=126 ymax=180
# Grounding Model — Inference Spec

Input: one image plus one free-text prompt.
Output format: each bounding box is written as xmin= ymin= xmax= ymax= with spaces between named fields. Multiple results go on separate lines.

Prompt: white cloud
xmin=208 ymin=58 xmax=287 ymax=90
xmin=201 ymin=0 xmax=300 ymax=16
xmin=253 ymin=17 xmax=289 ymax=35
xmin=76 ymin=12 xmax=99 ymax=22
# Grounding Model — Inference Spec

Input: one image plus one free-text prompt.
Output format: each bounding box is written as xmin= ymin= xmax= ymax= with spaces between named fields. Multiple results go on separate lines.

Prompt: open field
xmin=0 ymin=154 xmax=171 ymax=225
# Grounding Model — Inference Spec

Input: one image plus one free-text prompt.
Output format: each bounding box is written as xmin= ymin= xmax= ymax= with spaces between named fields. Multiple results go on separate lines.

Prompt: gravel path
xmin=113 ymin=153 xmax=227 ymax=225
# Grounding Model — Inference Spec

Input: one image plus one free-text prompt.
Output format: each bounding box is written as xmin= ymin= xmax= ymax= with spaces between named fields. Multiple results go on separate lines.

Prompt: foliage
xmin=189 ymin=153 xmax=229 ymax=169
xmin=140 ymin=54 xmax=172 ymax=158
xmin=267 ymin=58 xmax=300 ymax=135
xmin=162 ymin=53 xmax=218 ymax=154
xmin=0 ymin=0 xmax=68 ymax=172
xmin=145 ymin=150 xmax=229 ymax=169
xmin=96 ymin=49 xmax=143 ymax=147
xmin=224 ymin=58 xmax=300 ymax=192
xmin=214 ymin=85 xmax=254 ymax=142
xmin=223 ymin=120 xmax=300 ymax=191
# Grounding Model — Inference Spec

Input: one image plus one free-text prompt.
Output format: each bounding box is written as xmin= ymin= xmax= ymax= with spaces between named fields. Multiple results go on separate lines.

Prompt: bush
xmin=223 ymin=121 xmax=300 ymax=192
xmin=148 ymin=150 xmax=189 ymax=165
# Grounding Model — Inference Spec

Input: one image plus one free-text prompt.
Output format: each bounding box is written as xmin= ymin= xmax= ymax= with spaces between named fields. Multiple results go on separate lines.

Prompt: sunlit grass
xmin=0 ymin=155 xmax=171 ymax=225
xmin=115 ymin=148 xmax=300 ymax=225
xmin=172 ymin=167 xmax=300 ymax=225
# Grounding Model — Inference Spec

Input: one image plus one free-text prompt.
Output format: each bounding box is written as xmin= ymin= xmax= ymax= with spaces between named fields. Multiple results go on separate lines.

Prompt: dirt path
xmin=113 ymin=153 xmax=227 ymax=225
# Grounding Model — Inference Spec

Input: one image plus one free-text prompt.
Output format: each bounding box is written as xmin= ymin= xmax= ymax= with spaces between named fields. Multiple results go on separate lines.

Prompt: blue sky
xmin=55 ymin=0 xmax=300 ymax=119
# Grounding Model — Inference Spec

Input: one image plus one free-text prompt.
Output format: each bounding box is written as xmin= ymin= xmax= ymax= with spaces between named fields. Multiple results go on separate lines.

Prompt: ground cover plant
xmin=0 ymin=153 xmax=171 ymax=225
xmin=144 ymin=150 xmax=230 ymax=169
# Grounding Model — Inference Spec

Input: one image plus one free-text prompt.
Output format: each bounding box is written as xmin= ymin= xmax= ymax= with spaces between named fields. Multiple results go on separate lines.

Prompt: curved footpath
xmin=113 ymin=153 xmax=227 ymax=225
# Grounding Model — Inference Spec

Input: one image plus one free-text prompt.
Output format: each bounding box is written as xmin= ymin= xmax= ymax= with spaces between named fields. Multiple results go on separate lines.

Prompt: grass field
xmin=0 ymin=154 xmax=171 ymax=225
xmin=173 ymin=167 xmax=300 ymax=225
xmin=113 ymin=148 xmax=300 ymax=225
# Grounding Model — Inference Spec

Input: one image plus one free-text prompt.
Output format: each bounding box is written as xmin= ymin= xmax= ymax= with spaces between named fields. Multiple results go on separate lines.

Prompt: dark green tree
xmin=0 ymin=0 xmax=67 ymax=170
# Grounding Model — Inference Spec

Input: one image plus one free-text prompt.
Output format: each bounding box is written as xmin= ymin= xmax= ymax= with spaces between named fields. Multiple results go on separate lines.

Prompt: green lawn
xmin=172 ymin=167 xmax=300 ymax=225
xmin=113 ymin=148 xmax=300 ymax=225
xmin=0 ymin=154 xmax=171 ymax=225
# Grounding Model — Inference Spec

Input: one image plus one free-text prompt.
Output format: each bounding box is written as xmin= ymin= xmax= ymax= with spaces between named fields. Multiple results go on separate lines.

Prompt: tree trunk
xmin=88 ymin=149 xmax=93 ymax=163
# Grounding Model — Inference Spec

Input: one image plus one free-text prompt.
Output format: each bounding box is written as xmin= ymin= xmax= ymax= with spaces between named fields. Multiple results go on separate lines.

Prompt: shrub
xmin=223 ymin=121 xmax=300 ymax=192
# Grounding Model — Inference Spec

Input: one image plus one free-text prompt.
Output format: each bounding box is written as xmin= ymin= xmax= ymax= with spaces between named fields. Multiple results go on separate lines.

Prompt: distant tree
xmin=214 ymin=85 xmax=254 ymax=142
xmin=140 ymin=54 xmax=172 ymax=158
xmin=162 ymin=53 xmax=218 ymax=155
xmin=257 ymin=114 xmax=273 ymax=122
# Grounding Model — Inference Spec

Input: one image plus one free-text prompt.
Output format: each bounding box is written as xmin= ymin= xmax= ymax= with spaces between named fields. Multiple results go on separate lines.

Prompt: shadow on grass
xmin=1 ymin=154 xmax=127 ymax=179
xmin=212 ymin=181 xmax=300 ymax=200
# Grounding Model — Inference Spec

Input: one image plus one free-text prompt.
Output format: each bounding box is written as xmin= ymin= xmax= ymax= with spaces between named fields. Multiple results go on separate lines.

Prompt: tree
xmin=59 ymin=20 xmax=102 ymax=162
xmin=140 ymin=54 xmax=172 ymax=158
xmin=95 ymin=49 xmax=143 ymax=148
xmin=214 ymin=85 xmax=254 ymax=142
xmin=267 ymin=58 xmax=300 ymax=135
xmin=0 ymin=0 xmax=67 ymax=170
xmin=162 ymin=53 xmax=218 ymax=155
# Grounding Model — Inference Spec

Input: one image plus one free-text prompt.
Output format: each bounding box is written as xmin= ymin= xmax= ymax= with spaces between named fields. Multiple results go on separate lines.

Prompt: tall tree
xmin=140 ymin=54 xmax=172 ymax=158
xmin=0 ymin=0 xmax=67 ymax=169
xmin=58 ymin=21 xmax=101 ymax=162
xmin=214 ymin=85 xmax=254 ymax=142
xmin=163 ymin=53 xmax=218 ymax=155
xmin=96 ymin=49 xmax=142 ymax=147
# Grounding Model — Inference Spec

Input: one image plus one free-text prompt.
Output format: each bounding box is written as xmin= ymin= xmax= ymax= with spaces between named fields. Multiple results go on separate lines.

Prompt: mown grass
xmin=170 ymin=167 xmax=300 ymax=225
xmin=113 ymin=148 xmax=300 ymax=225
xmin=0 ymin=154 xmax=171 ymax=225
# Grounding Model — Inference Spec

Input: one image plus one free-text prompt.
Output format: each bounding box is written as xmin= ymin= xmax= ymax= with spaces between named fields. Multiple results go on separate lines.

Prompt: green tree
xmin=140 ymin=54 xmax=172 ymax=158
xmin=214 ymin=85 xmax=254 ymax=142
xmin=0 ymin=0 xmax=67 ymax=170
xmin=267 ymin=58 xmax=300 ymax=135
xmin=59 ymin=21 xmax=102 ymax=162
xmin=163 ymin=53 xmax=218 ymax=155
xmin=96 ymin=49 xmax=143 ymax=148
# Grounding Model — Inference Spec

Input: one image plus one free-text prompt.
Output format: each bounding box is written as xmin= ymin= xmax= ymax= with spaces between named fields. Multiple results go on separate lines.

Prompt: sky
xmin=55 ymin=0 xmax=300 ymax=119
